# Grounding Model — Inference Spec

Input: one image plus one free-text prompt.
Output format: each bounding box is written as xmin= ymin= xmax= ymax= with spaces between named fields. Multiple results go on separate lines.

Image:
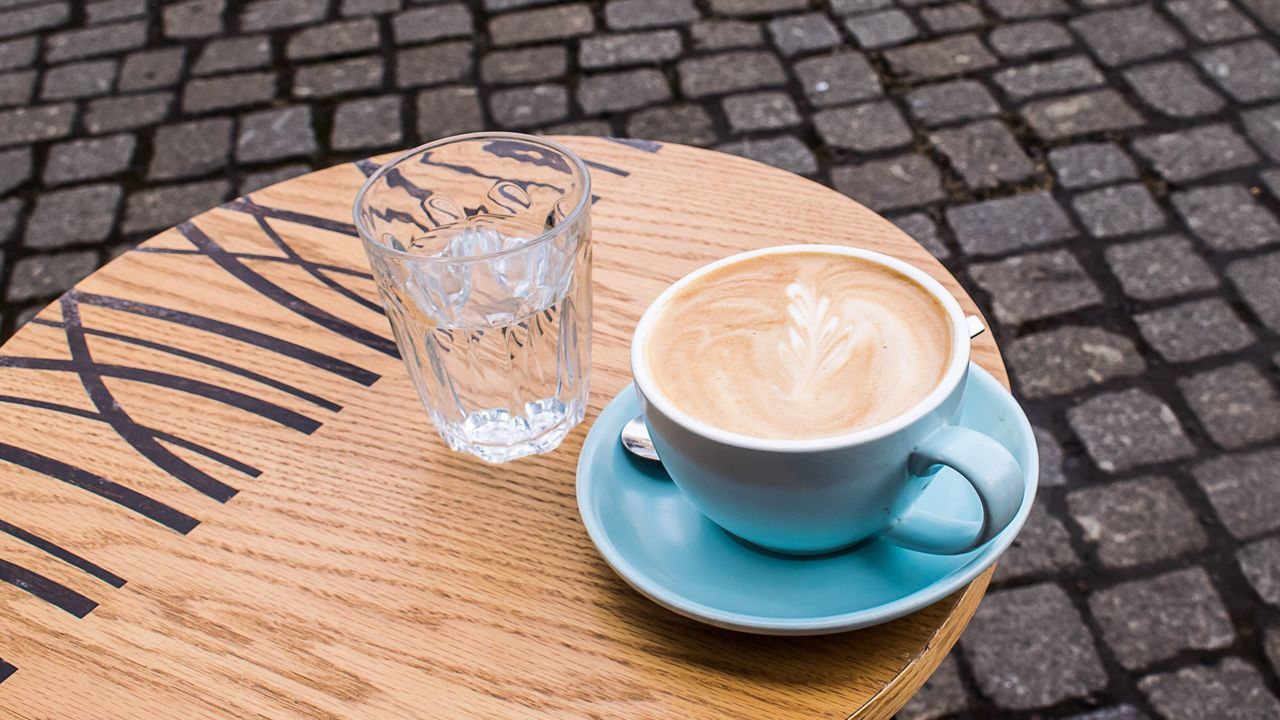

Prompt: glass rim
xmin=352 ymin=131 xmax=593 ymax=264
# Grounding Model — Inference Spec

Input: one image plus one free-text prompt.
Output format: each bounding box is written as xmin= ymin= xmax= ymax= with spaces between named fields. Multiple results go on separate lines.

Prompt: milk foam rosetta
xmin=645 ymin=252 xmax=953 ymax=440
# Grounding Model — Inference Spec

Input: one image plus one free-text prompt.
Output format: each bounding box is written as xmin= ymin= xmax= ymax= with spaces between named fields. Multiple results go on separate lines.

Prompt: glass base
xmin=438 ymin=398 xmax=585 ymax=463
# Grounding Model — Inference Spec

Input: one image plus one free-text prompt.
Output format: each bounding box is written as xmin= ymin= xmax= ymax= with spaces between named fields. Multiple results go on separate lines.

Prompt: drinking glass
xmin=354 ymin=133 xmax=592 ymax=463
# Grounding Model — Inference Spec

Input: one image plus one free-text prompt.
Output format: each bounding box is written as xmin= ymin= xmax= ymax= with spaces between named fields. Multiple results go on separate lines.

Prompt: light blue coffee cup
xmin=630 ymin=245 xmax=1025 ymax=556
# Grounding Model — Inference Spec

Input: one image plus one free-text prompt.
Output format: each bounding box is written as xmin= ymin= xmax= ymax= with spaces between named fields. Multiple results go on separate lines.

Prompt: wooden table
xmin=0 ymin=137 xmax=1005 ymax=719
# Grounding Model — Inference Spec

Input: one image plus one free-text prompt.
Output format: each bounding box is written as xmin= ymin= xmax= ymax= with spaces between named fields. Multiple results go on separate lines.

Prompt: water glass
xmin=354 ymin=133 xmax=592 ymax=463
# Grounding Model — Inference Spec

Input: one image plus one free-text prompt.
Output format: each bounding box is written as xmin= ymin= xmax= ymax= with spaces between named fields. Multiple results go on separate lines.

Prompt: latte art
xmin=645 ymin=252 xmax=952 ymax=440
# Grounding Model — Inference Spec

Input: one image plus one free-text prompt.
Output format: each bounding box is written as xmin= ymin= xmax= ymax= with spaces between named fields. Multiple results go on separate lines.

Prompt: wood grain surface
xmin=0 ymin=136 xmax=1005 ymax=719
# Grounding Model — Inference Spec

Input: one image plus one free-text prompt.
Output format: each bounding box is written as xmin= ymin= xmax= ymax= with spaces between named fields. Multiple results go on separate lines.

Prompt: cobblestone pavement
xmin=2 ymin=0 xmax=1280 ymax=717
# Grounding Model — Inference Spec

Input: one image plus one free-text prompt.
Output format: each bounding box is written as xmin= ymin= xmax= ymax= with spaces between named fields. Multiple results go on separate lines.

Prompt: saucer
xmin=575 ymin=364 xmax=1038 ymax=635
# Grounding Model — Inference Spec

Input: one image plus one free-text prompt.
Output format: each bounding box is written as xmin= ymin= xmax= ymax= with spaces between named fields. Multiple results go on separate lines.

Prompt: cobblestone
xmin=905 ymin=79 xmax=998 ymax=126
xmin=121 ymin=180 xmax=230 ymax=234
xmin=1068 ymin=476 xmax=1207 ymax=565
xmin=119 ymin=49 xmax=185 ymax=92
xmin=605 ymin=0 xmax=698 ymax=30
xmin=1196 ymin=39 xmax=1280 ymax=103
xmin=709 ymin=0 xmax=806 ymax=16
xmin=182 ymin=72 xmax=276 ymax=113
xmin=45 ymin=20 xmax=147 ymax=63
xmin=1139 ymin=658 xmax=1280 ymax=720
xmin=1089 ymin=567 xmax=1234 ymax=670
xmin=946 ymin=191 xmax=1077 ymax=256
xmin=845 ymin=9 xmax=919 ymax=49
xmin=88 ymin=0 xmax=147 ymax=24
xmin=393 ymin=4 xmax=472 ymax=45
xmin=1035 ymin=425 xmax=1065 ymax=487
xmin=1104 ymin=235 xmax=1218 ymax=301
xmin=40 ymin=60 xmax=115 ymax=101
xmin=889 ymin=212 xmax=949 ymax=259
xmin=0 ymin=3 xmax=69 ymax=39
xmin=1021 ymin=89 xmax=1144 ymax=140
xmin=1123 ymin=61 xmax=1225 ymax=118
xmin=294 ymin=56 xmax=384 ymax=99
xmin=814 ymin=101 xmax=912 ymax=152
xmin=1007 ymin=326 xmax=1144 ymax=398
xmin=237 ymin=106 xmax=316 ymax=163
xmin=1131 ymin=123 xmax=1259 ymax=183
xmin=163 ymin=0 xmax=225 ymax=39
xmin=333 ymin=95 xmax=402 ymax=150
xmin=193 ymin=36 xmax=272 ymax=75
xmin=921 ymin=3 xmax=984 ymax=33
xmin=0 ymin=38 xmax=37 ymax=71
xmin=961 ymin=583 xmax=1107 ymax=710
xmin=580 ymin=30 xmax=682 ymax=69
xmin=1180 ymin=363 xmax=1280 ymax=450
xmin=1071 ymin=183 xmax=1166 ymax=239
xmin=970 ymin=250 xmax=1101 ymax=324
xmin=6 ymin=251 xmax=98 ymax=302
xmin=240 ymin=0 xmax=328 ymax=31
xmin=396 ymin=42 xmax=471 ymax=88
xmin=690 ymin=20 xmax=762 ymax=50
xmin=994 ymin=503 xmax=1079 ymax=582
xmin=490 ymin=4 xmax=594 ymax=46
xmin=1172 ymin=184 xmax=1280 ymax=252
xmin=149 ymin=119 xmax=232 ymax=181
xmin=25 ymin=184 xmax=121 ymax=247
xmin=1268 ymin=626 xmax=1280 ymax=677
xmin=84 ymin=92 xmax=171 ymax=134
xmin=793 ymin=51 xmax=882 ymax=107
xmin=986 ymin=0 xmax=1068 ymax=19
xmin=490 ymin=84 xmax=568 ymax=128
xmin=1070 ymin=4 xmax=1185 ymax=67
xmin=993 ymin=55 xmax=1104 ymax=100
xmin=481 ymin=47 xmax=567 ymax=85
xmin=1243 ymin=103 xmax=1280 ymax=161
xmin=1067 ymin=390 xmax=1195 ymax=472
xmin=722 ymin=91 xmax=799 ymax=133
xmin=831 ymin=154 xmax=946 ymax=212
xmin=1048 ymin=142 xmax=1137 ymax=189
xmin=1165 ymin=0 xmax=1257 ymax=42
xmin=240 ymin=164 xmax=310 ymax=195
xmin=416 ymin=86 xmax=484 ymax=139
xmin=0 ymin=103 xmax=74 ymax=147
xmin=767 ymin=13 xmax=840 ymax=56
xmin=1239 ymin=537 xmax=1280 ymax=607
xmin=0 ymin=148 xmax=30 ymax=195
xmin=43 ymin=134 xmax=134 ymax=185
xmin=1227 ymin=251 xmax=1280 ymax=333
xmin=1194 ymin=448 xmax=1280 ymax=540
xmin=578 ymin=69 xmax=670 ymax=114
xmin=987 ymin=19 xmax=1072 ymax=57
xmin=0 ymin=70 xmax=34 ymax=107
xmin=929 ymin=119 xmax=1035 ymax=189
xmin=626 ymin=104 xmax=715 ymax=146
xmin=1136 ymin=298 xmax=1255 ymax=363
xmin=678 ymin=51 xmax=786 ymax=98
xmin=716 ymin=135 xmax=816 ymax=175
xmin=883 ymin=34 xmax=997 ymax=78
xmin=287 ymin=19 xmax=380 ymax=61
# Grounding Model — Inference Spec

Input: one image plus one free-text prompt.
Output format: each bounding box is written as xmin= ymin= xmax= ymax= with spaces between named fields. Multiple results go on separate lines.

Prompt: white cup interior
xmin=630 ymin=244 xmax=972 ymax=452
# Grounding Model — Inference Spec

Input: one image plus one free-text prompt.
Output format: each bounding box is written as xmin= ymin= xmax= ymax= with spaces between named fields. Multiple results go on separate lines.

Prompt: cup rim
xmin=630 ymin=244 xmax=971 ymax=453
xmin=351 ymin=131 xmax=592 ymax=264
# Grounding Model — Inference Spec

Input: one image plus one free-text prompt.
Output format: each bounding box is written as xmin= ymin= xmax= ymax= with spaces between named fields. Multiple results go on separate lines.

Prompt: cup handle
xmin=882 ymin=426 xmax=1025 ymax=555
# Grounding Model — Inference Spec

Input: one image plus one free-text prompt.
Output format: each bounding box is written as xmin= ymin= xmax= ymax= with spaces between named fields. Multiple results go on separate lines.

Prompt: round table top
xmin=0 ymin=136 xmax=1006 ymax=719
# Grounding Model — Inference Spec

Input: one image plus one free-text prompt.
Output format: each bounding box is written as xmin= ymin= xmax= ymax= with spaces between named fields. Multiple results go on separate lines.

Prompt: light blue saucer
xmin=576 ymin=364 xmax=1038 ymax=635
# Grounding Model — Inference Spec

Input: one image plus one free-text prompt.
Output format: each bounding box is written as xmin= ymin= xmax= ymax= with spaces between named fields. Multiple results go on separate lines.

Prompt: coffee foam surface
xmin=645 ymin=252 xmax=952 ymax=440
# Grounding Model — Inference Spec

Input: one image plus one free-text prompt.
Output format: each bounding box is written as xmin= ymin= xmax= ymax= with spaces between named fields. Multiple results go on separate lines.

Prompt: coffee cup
xmin=630 ymin=245 xmax=1025 ymax=556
